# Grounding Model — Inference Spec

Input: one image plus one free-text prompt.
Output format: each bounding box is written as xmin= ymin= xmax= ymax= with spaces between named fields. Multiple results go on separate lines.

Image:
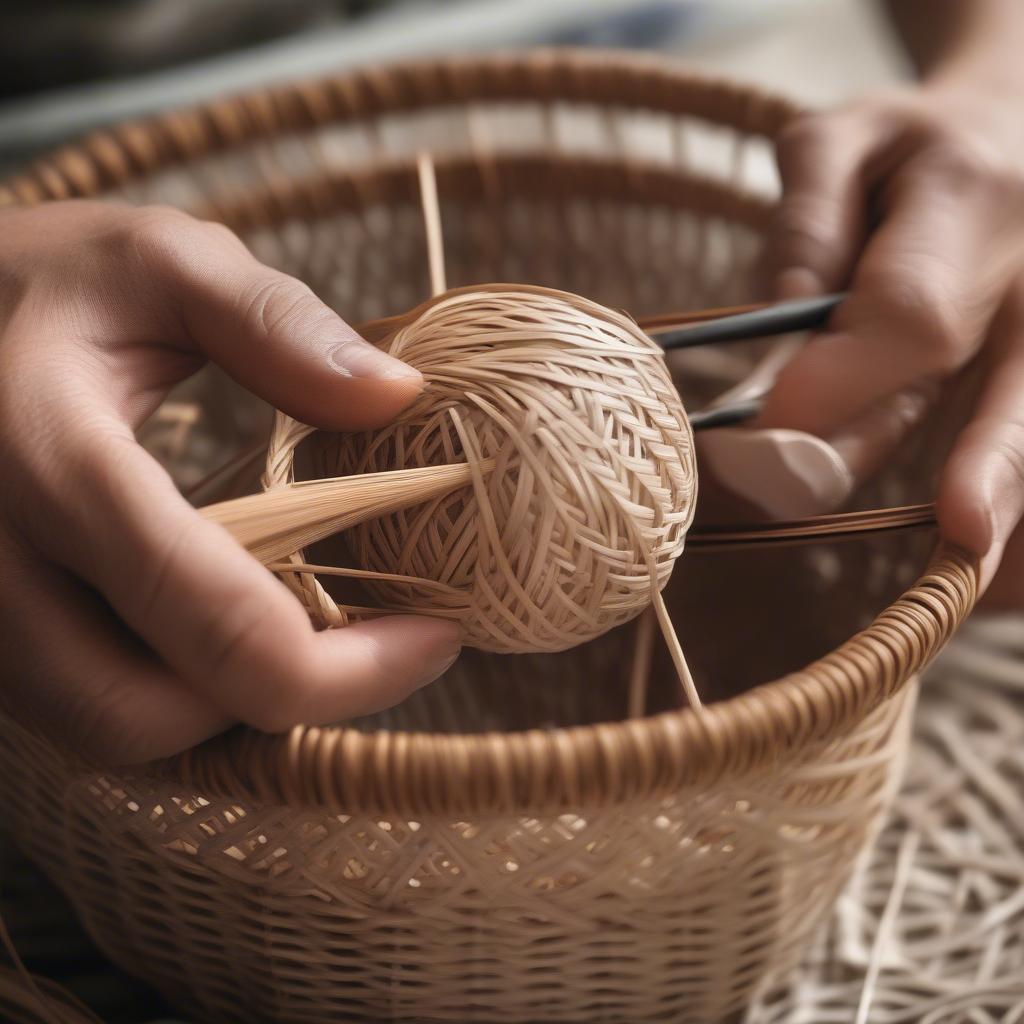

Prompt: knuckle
xmin=916 ymin=314 xmax=964 ymax=372
xmin=871 ymin=274 xmax=968 ymax=372
xmin=918 ymin=319 xmax=965 ymax=373
xmin=109 ymin=206 xmax=240 ymax=278
xmin=955 ymin=416 xmax=1024 ymax=496
xmin=202 ymin=591 xmax=276 ymax=676
xmin=243 ymin=665 xmax=316 ymax=734
xmin=915 ymin=136 xmax=1021 ymax=199
xmin=774 ymin=194 xmax=839 ymax=257
xmin=116 ymin=206 xmax=196 ymax=267
xmin=63 ymin=429 xmax=137 ymax=573
xmin=202 ymin=596 xmax=315 ymax=732
xmin=776 ymin=112 xmax=834 ymax=153
xmin=2 ymin=418 xmax=130 ymax=575
xmin=245 ymin=700 xmax=306 ymax=736
xmin=240 ymin=274 xmax=322 ymax=340
xmin=67 ymin=674 xmax=148 ymax=764
xmin=918 ymin=140 xmax=984 ymax=184
xmin=135 ymin=516 xmax=199 ymax=629
xmin=200 ymin=218 xmax=245 ymax=249
xmin=992 ymin=424 xmax=1024 ymax=493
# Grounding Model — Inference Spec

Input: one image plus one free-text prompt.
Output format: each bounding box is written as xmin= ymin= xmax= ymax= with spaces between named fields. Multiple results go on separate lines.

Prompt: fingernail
xmin=327 ymin=339 xmax=422 ymax=381
xmin=698 ymin=427 xmax=854 ymax=519
xmin=775 ymin=267 xmax=824 ymax=300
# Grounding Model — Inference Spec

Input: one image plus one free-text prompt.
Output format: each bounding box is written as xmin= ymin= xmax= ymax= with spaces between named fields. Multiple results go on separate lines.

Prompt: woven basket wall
xmin=0 ymin=51 xmax=977 ymax=1024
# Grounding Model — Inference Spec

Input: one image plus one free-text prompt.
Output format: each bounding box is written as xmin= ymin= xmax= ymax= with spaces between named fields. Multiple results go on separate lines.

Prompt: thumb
xmin=137 ymin=209 xmax=423 ymax=430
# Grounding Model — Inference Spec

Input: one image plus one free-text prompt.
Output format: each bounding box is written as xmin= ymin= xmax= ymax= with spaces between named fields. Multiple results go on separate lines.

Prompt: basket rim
xmin=155 ymin=544 xmax=976 ymax=815
xmin=0 ymin=52 xmax=976 ymax=813
xmin=0 ymin=47 xmax=799 ymax=206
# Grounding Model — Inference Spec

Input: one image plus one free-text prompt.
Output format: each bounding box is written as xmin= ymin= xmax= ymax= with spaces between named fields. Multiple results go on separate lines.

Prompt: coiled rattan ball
xmin=312 ymin=284 xmax=697 ymax=653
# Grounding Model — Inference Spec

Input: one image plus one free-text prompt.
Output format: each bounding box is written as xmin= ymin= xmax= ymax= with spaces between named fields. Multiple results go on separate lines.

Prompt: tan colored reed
xmin=201 ymin=459 xmax=485 ymax=566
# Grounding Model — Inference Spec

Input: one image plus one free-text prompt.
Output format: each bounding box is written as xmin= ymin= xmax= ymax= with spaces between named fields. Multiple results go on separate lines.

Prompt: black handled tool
xmin=656 ymin=293 xmax=845 ymax=351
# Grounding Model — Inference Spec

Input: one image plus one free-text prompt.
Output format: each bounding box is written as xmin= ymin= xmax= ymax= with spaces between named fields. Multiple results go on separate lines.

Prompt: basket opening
xmin=344 ymin=528 xmax=935 ymax=735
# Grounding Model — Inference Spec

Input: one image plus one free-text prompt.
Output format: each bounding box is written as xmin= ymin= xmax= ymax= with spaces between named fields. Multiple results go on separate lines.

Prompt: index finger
xmin=760 ymin=169 xmax=1017 ymax=436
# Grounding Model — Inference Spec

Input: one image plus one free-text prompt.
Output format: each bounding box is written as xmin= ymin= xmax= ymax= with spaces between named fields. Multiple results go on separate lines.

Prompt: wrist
xmin=922 ymin=12 xmax=1024 ymax=99
xmin=919 ymin=62 xmax=1024 ymax=155
xmin=926 ymin=61 xmax=1024 ymax=101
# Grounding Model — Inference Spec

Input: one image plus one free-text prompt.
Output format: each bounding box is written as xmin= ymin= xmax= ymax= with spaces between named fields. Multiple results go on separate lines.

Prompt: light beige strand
xmin=627 ymin=607 xmax=656 ymax=718
xmin=417 ymin=151 xmax=447 ymax=297
xmin=854 ymin=830 xmax=921 ymax=1024
xmin=200 ymin=461 xmax=485 ymax=565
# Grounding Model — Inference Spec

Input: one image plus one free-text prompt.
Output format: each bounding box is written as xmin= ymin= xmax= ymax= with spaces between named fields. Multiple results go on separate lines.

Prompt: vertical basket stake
xmin=627 ymin=607 xmax=657 ymax=718
xmin=417 ymin=151 xmax=447 ymax=298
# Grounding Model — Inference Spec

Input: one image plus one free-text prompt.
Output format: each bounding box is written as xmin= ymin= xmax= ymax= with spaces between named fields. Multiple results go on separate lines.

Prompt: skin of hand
xmin=0 ymin=201 xmax=462 ymax=764
xmin=759 ymin=77 xmax=1024 ymax=604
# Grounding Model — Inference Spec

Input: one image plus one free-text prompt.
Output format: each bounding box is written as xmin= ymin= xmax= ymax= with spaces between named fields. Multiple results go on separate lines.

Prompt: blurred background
xmin=0 ymin=0 xmax=911 ymax=177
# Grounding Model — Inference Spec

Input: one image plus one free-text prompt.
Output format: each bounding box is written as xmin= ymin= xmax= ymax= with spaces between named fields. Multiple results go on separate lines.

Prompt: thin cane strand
xmin=417 ymin=151 xmax=447 ymax=298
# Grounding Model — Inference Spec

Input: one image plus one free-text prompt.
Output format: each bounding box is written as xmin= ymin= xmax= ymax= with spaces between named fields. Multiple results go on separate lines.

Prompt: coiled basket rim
xmin=0 ymin=50 xmax=979 ymax=815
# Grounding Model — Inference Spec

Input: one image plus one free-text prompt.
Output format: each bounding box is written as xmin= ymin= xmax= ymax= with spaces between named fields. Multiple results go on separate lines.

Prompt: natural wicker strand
xmin=200 ymin=461 xmax=489 ymax=565
xmin=688 ymin=503 xmax=937 ymax=550
xmin=649 ymin=557 xmax=701 ymax=709
xmin=265 ymin=561 xmax=467 ymax=599
xmin=853 ymin=830 xmax=921 ymax=1024
xmin=627 ymin=607 xmax=656 ymax=718
xmin=417 ymin=151 xmax=447 ymax=297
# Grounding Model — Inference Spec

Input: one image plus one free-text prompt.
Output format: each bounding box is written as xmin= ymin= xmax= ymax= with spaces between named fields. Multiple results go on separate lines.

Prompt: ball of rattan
xmin=318 ymin=285 xmax=697 ymax=653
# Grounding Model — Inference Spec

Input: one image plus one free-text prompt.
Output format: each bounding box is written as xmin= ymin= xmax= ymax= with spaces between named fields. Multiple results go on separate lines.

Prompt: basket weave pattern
xmin=0 ymin=52 xmax=977 ymax=1023
xmin=0 ymin=688 xmax=913 ymax=1024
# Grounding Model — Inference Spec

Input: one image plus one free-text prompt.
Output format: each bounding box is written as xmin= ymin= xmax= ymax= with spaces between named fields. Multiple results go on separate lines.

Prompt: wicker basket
xmin=0 ymin=51 xmax=977 ymax=1024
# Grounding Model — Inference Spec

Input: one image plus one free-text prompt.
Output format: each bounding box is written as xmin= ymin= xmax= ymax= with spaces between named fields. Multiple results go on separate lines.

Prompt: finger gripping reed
xmin=288 ymin=286 xmax=697 ymax=653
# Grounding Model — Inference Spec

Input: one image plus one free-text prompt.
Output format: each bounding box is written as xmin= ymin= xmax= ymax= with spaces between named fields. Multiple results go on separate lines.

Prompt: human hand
xmin=759 ymin=82 xmax=1024 ymax=602
xmin=0 ymin=201 xmax=461 ymax=763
